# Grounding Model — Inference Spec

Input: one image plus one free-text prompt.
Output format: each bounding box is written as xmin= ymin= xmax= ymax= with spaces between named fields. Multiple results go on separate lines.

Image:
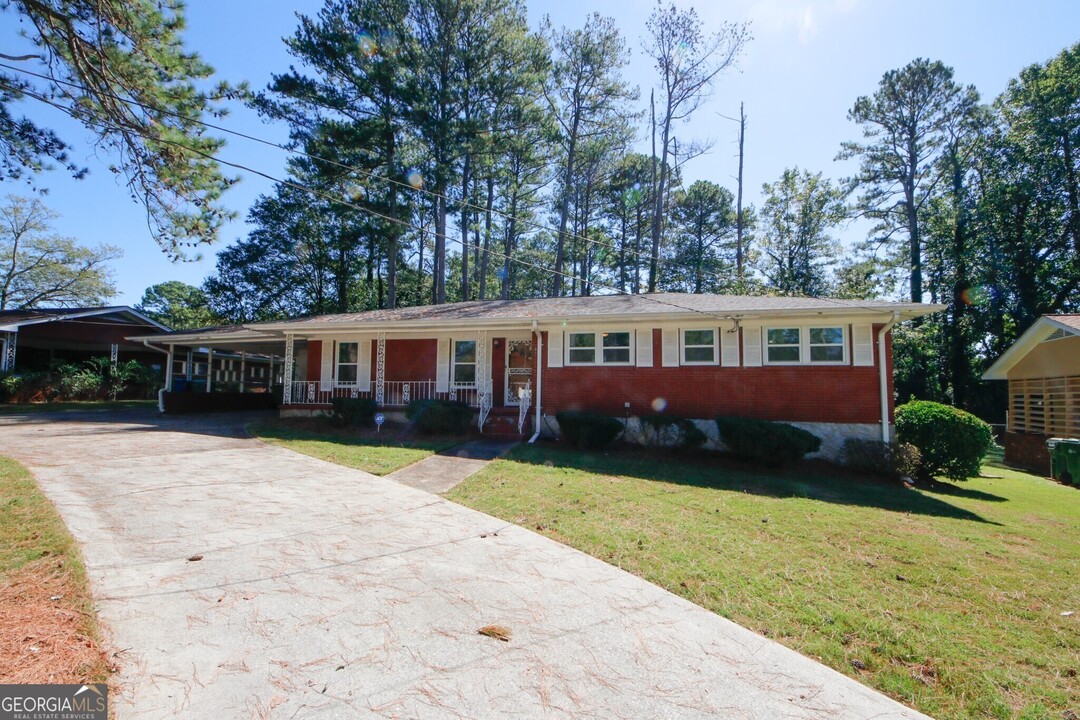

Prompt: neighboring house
xmin=132 ymin=293 xmax=941 ymax=457
xmin=0 ymin=306 xmax=169 ymax=373
xmin=982 ymin=314 xmax=1080 ymax=474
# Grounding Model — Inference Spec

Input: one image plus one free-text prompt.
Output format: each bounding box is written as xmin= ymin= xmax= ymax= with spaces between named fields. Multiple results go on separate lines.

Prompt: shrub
xmin=841 ymin=438 xmax=922 ymax=480
xmin=715 ymin=416 xmax=821 ymax=467
xmin=330 ymin=397 xmax=378 ymax=427
xmin=556 ymin=411 xmax=623 ymax=449
xmin=405 ymin=399 xmax=473 ymax=435
xmin=895 ymin=400 xmax=993 ymax=481
xmin=640 ymin=414 xmax=708 ymax=450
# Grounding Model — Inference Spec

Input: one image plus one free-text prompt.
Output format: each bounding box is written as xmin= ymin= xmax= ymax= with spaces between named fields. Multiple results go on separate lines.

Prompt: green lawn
xmin=447 ymin=444 xmax=1080 ymax=720
xmin=0 ymin=400 xmax=156 ymax=415
xmin=1 ymin=455 xmax=109 ymax=682
xmin=249 ymin=420 xmax=461 ymax=475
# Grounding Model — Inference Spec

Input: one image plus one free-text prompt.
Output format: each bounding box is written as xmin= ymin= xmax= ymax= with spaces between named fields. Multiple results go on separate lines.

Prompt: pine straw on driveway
xmin=0 ymin=455 xmax=114 ymax=684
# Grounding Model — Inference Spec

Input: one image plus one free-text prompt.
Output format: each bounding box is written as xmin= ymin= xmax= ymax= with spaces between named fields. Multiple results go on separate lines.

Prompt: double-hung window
xmin=567 ymin=331 xmax=632 ymax=365
xmin=809 ymin=327 xmax=845 ymax=363
xmin=453 ymin=340 xmax=477 ymax=385
xmin=765 ymin=326 xmax=847 ymax=364
xmin=337 ymin=342 xmax=359 ymax=383
xmin=766 ymin=328 xmax=801 ymax=363
xmin=682 ymin=329 xmax=717 ymax=364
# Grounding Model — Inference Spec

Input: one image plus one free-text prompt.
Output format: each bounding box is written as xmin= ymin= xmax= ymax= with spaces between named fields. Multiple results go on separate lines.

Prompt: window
xmin=766 ymin=328 xmax=801 ymax=363
xmin=809 ymin=327 xmax=845 ymax=363
xmin=682 ymin=329 xmax=716 ymax=364
xmin=602 ymin=332 xmax=631 ymax=363
xmin=568 ymin=333 xmax=595 ymax=364
xmin=567 ymin=331 xmax=632 ymax=365
xmin=453 ymin=340 xmax=477 ymax=385
xmin=337 ymin=342 xmax=358 ymax=383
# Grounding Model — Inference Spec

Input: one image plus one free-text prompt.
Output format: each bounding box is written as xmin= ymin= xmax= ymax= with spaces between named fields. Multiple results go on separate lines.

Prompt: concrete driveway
xmin=0 ymin=410 xmax=931 ymax=719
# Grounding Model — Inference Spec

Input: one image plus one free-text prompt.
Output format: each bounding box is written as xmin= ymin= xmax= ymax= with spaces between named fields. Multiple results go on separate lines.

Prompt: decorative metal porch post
xmin=375 ymin=332 xmax=386 ymax=405
xmin=1 ymin=332 xmax=15 ymax=372
xmin=109 ymin=343 xmax=119 ymax=367
xmin=239 ymin=352 xmax=246 ymax=393
xmin=282 ymin=334 xmax=294 ymax=404
xmin=206 ymin=348 xmax=214 ymax=392
xmin=477 ymin=329 xmax=491 ymax=430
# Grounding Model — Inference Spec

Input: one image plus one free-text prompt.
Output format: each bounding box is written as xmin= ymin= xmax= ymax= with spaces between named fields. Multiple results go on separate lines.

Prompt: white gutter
xmin=877 ymin=312 xmax=900 ymax=442
xmin=142 ymin=340 xmax=171 ymax=413
xmin=530 ymin=320 xmax=543 ymax=444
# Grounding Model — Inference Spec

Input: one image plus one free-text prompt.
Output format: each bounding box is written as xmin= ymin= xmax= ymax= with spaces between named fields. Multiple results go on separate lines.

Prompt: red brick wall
xmin=384 ymin=339 xmax=437 ymax=381
xmin=306 ymin=341 xmax=321 ymax=382
xmin=1003 ymin=432 xmax=1051 ymax=476
xmin=538 ymin=327 xmax=894 ymax=424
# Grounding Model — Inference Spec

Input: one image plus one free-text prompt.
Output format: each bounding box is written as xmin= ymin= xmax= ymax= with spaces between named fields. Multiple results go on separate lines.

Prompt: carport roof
xmin=0 ymin=306 xmax=168 ymax=333
xmin=982 ymin=314 xmax=1080 ymax=380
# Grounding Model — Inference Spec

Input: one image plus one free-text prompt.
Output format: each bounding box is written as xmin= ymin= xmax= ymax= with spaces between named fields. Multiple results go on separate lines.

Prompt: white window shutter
xmin=661 ymin=328 xmax=679 ymax=367
xmin=742 ymin=326 xmax=762 ymax=367
xmin=435 ymin=338 xmax=450 ymax=392
xmin=357 ymin=338 xmax=372 ymax=391
xmin=547 ymin=330 xmax=563 ymax=368
xmin=320 ymin=340 xmax=334 ymax=390
xmin=636 ymin=328 xmax=653 ymax=367
xmin=720 ymin=328 xmax=740 ymax=367
xmin=852 ymin=324 xmax=874 ymax=366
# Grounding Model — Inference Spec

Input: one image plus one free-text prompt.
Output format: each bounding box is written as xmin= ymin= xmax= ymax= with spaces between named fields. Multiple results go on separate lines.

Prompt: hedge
xmin=895 ymin=400 xmax=993 ymax=481
xmin=405 ymin=399 xmax=473 ymax=435
xmin=715 ymin=416 xmax=821 ymax=467
xmin=556 ymin=411 xmax=624 ymax=449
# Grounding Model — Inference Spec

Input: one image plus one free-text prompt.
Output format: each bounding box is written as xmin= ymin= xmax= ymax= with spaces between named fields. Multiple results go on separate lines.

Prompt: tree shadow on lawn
xmin=508 ymin=442 xmax=1002 ymax=525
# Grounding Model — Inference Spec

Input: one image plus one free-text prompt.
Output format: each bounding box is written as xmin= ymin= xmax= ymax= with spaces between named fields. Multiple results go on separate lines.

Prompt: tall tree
xmin=544 ymin=13 xmax=636 ymax=297
xmin=664 ymin=180 xmax=736 ymax=294
xmin=642 ymin=2 xmax=748 ymax=292
xmin=136 ymin=281 xmax=218 ymax=330
xmin=839 ymin=58 xmax=978 ymax=303
xmin=0 ymin=0 xmax=239 ymax=256
xmin=0 ymin=195 xmax=118 ymax=309
xmin=755 ymin=168 xmax=845 ymax=297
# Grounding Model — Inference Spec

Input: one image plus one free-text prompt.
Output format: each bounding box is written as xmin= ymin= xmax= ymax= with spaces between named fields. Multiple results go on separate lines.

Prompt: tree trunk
xmin=385 ymin=121 xmax=398 ymax=309
xmin=735 ymin=102 xmax=746 ymax=286
xmin=434 ymin=192 xmax=446 ymax=304
xmin=479 ymin=174 xmax=494 ymax=300
xmin=460 ymin=154 xmax=471 ymax=301
xmin=552 ymin=128 xmax=578 ymax=297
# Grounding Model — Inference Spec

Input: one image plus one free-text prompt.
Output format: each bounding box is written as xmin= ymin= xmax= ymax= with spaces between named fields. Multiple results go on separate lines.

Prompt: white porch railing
xmin=517 ymin=380 xmax=532 ymax=434
xmin=286 ymin=380 xmax=479 ymax=408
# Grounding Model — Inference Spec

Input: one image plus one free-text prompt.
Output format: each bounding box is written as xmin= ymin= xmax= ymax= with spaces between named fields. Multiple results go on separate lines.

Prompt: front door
xmin=505 ymin=339 xmax=534 ymax=406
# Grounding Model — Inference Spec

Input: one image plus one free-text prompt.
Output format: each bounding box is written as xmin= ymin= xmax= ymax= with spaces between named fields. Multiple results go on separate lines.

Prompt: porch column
xmin=282 ymin=334 xmax=295 ymax=404
xmin=110 ymin=343 xmax=119 ymax=368
xmin=186 ymin=349 xmax=193 ymax=380
xmin=375 ymin=332 xmax=386 ymax=405
xmin=269 ymin=355 xmax=275 ymax=387
xmin=240 ymin=352 xmax=246 ymax=393
xmin=1 ymin=331 xmax=15 ymax=372
xmin=165 ymin=344 xmax=174 ymax=392
xmin=206 ymin=348 xmax=214 ymax=393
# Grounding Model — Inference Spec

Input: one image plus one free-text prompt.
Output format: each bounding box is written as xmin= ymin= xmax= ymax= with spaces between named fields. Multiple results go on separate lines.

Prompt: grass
xmin=249 ymin=419 xmax=462 ymax=475
xmin=0 ymin=400 xmax=156 ymax=415
xmin=0 ymin=455 xmax=111 ymax=683
xmin=447 ymin=444 xmax=1080 ymax=720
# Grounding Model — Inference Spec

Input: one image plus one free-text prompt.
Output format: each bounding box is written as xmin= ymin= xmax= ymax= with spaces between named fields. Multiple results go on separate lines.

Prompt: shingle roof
xmin=0 ymin=306 xmax=169 ymax=332
xmin=1051 ymin=314 xmax=1080 ymax=332
xmin=254 ymin=292 xmax=939 ymax=328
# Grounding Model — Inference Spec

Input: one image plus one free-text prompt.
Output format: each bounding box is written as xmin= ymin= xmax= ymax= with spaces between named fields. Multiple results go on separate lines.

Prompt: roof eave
xmin=981 ymin=315 xmax=1080 ymax=380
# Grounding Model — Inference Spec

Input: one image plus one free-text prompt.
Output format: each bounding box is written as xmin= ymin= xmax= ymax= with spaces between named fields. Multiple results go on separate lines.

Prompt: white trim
xmin=452 ymin=338 xmax=479 ymax=385
xmin=334 ymin=340 xmax=361 ymax=388
xmin=762 ymin=324 xmax=848 ymax=366
xmin=983 ymin=315 xmax=1080 ymax=380
xmin=680 ymin=327 xmax=719 ymax=366
xmin=565 ymin=329 xmax=635 ymax=366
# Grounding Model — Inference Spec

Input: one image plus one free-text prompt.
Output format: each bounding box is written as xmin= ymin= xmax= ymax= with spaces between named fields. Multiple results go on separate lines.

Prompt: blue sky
xmin=3 ymin=0 xmax=1078 ymax=305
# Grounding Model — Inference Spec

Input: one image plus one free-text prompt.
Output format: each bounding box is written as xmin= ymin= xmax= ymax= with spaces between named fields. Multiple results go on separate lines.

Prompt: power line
xmin=1 ymin=60 xmax=699 ymax=283
xmin=0 ymin=64 xmax=905 ymax=322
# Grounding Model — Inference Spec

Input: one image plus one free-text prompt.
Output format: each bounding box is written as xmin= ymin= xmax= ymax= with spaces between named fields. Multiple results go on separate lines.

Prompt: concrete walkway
xmin=0 ymin=410 xmax=931 ymax=720
xmin=386 ymin=439 xmax=518 ymax=493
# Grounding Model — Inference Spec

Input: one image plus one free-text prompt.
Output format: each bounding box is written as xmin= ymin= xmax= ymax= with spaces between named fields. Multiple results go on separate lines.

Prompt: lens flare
xmin=407 ymin=170 xmax=424 ymax=189
xmin=357 ymin=30 xmax=377 ymax=57
xmin=651 ymin=397 xmax=668 ymax=413
xmin=960 ymin=285 xmax=989 ymax=306
xmin=345 ymin=183 xmax=366 ymax=201
xmin=378 ymin=29 xmax=400 ymax=55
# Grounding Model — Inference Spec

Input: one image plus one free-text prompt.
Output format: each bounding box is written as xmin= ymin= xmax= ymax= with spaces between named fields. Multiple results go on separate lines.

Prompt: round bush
xmin=895 ymin=400 xmax=992 ymax=481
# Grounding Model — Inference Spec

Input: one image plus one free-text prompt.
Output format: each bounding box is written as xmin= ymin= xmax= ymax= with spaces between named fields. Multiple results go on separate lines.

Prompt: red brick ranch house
xmin=133 ymin=293 xmax=942 ymax=459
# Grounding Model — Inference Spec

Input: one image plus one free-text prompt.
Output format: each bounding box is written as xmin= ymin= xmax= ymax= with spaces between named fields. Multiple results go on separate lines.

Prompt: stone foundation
xmin=538 ymin=414 xmax=885 ymax=463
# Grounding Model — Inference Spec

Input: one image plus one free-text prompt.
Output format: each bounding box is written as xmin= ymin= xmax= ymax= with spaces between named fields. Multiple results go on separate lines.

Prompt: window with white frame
xmin=453 ymin=340 xmax=477 ymax=385
xmin=337 ymin=342 xmax=359 ymax=383
xmin=567 ymin=331 xmax=632 ymax=365
xmin=602 ymin=331 xmax=631 ymax=363
xmin=766 ymin=328 xmax=801 ymax=363
xmin=809 ymin=327 xmax=845 ymax=363
xmin=682 ymin=329 xmax=717 ymax=364
xmin=567 ymin=332 xmax=596 ymax=364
